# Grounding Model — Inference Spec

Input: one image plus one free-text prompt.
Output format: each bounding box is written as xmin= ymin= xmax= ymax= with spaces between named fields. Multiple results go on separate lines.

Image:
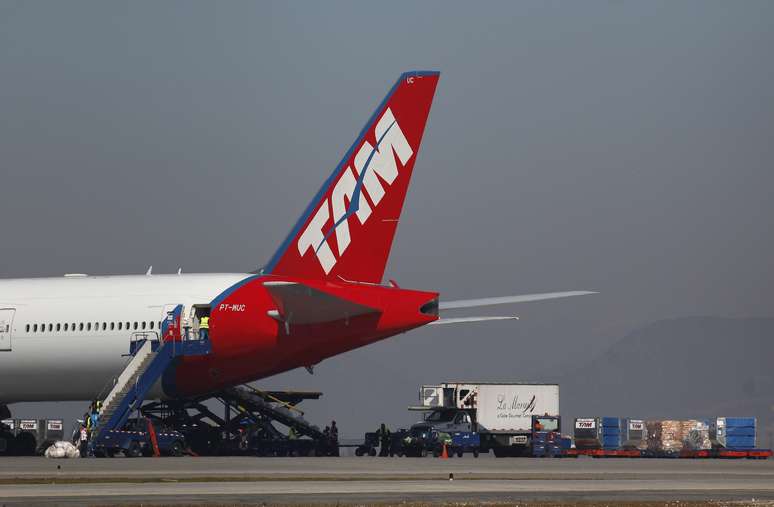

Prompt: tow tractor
xmin=93 ymin=417 xmax=186 ymax=458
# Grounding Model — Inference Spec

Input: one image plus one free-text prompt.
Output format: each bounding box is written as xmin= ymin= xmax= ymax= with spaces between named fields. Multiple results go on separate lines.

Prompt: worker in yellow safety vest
xmin=199 ymin=315 xmax=210 ymax=340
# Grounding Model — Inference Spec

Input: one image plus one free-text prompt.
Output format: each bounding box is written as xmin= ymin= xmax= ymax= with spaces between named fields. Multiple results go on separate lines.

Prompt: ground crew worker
xmin=79 ymin=424 xmax=88 ymax=457
xmin=378 ymin=423 xmax=391 ymax=457
xmin=330 ymin=420 xmax=340 ymax=457
xmin=288 ymin=426 xmax=298 ymax=440
xmin=182 ymin=315 xmax=191 ymax=341
xmin=330 ymin=421 xmax=339 ymax=444
xmin=199 ymin=315 xmax=210 ymax=340
xmin=90 ymin=402 xmax=100 ymax=430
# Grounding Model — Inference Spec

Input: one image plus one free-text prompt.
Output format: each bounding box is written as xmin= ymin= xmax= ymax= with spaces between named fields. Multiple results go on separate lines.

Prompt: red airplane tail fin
xmin=264 ymin=71 xmax=440 ymax=283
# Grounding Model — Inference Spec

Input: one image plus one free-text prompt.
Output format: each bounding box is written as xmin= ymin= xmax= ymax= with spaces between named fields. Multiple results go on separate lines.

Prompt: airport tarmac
xmin=1 ymin=456 xmax=773 ymax=505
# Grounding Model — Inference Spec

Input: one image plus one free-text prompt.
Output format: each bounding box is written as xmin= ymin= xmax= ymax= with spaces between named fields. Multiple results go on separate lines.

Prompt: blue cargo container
xmin=715 ymin=417 xmax=757 ymax=449
xmin=726 ymin=436 xmax=755 ymax=448
xmin=725 ymin=418 xmax=755 ymax=427
xmin=600 ymin=417 xmax=622 ymax=449
xmin=726 ymin=427 xmax=756 ymax=437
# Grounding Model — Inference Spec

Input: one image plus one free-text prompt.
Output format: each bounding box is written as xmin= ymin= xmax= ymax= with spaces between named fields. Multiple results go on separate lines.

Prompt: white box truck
xmin=413 ymin=382 xmax=560 ymax=457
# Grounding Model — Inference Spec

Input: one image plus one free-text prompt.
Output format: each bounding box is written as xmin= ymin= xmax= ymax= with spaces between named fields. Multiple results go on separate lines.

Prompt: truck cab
xmin=423 ymin=408 xmax=474 ymax=433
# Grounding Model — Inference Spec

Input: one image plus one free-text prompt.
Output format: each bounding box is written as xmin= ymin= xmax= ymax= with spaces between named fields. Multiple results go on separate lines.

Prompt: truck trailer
xmin=411 ymin=382 xmax=560 ymax=457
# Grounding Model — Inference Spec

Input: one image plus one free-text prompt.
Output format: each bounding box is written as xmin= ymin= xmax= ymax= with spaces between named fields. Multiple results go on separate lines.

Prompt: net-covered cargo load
xmin=645 ymin=420 xmax=661 ymax=452
xmin=682 ymin=419 xmax=711 ymax=451
xmin=660 ymin=420 xmax=684 ymax=452
xmin=646 ymin=420 xmax=684 ymax=453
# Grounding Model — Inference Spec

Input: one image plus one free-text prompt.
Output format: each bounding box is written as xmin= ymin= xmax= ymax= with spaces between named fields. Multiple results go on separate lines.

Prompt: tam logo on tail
xmin=265 ymin=71 xmax=440 ymax=283
xmin=297 ymin=107 xmax=414 ymax=274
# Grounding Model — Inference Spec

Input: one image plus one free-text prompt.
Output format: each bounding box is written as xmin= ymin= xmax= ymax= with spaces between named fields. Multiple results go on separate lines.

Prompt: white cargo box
xmin=419 ymin=382 xmax=559 ymax=433
xmin=476 ymin=384 xmax=558 ymax=432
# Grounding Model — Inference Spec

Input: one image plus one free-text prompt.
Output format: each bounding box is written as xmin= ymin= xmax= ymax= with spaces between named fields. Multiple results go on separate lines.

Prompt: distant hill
xmin=553 ymin=317 xmax=774 ymax=448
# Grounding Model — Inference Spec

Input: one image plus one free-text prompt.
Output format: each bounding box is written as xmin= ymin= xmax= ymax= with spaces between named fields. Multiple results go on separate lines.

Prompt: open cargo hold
xmin=683 ymin=420 xmax=711 ymax=451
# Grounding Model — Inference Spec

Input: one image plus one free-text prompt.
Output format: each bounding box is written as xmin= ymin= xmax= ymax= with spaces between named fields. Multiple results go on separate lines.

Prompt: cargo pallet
xmin=565 ymin=448 xmax=772 ymax=459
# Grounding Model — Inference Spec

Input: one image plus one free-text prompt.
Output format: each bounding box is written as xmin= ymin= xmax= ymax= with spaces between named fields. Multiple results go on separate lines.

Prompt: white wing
xmin=429 ymin=316 xmax=519 ymax=325
xmin=439 ymin=291 xmax=597 ymax=311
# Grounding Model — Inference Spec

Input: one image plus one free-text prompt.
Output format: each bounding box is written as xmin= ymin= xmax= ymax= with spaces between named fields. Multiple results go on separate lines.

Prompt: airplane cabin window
xmin=126 ymin=322 xmax=130 ymax=330
xmin=141 ymin=321 xmax=146 ymax=330
xmin=26 ymin=324 xmax=30 ymax=333
xmin=33 ymin=324 xmax=38 ymax=332
xmin=118 ymin=322 xmax=123 ymax=330
xmin=79 ymin=323 xmax=83 ymax=331
xmin=64 ymin=323 xmax=69 ymax=331
xmin=48 ymin=324 xmax=52 ymax=332
xmin=102 ymin=322 xmax=106 ymax=331
xmin=110 ymin=322 xmax=115 ymax=330
xmin=56 ymin=324 xmax=61 ymax=331
xmin=87 ymin=323 xmax=91 ymax=331
xmin=149 ymin=321 xmax=154 ymax=330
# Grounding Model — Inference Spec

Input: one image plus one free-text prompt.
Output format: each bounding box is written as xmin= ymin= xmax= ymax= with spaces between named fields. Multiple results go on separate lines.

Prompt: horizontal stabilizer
xmin=263 ymin=281 xmax=380 ymax=325
xmin=439 ymin=291 xmax=597 ymax=311
xmin=429 ymin=316 xmax=520 ymax=326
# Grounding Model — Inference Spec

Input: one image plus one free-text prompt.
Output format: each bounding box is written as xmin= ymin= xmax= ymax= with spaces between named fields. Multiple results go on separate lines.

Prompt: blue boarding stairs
xmin=88 ymin=305 xmax=210 ymax=455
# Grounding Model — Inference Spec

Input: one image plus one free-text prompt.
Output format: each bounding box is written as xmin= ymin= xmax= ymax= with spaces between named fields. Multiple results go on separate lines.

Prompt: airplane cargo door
xmin=0 ymin=308 xmax=15 ymax=351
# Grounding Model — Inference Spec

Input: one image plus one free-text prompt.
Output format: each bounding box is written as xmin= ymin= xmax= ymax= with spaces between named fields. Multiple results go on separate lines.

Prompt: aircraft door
xmin=0 ymin=308 xmax=15 ymax=351
xmin=161 ymin=304 xmax=184 ymax=342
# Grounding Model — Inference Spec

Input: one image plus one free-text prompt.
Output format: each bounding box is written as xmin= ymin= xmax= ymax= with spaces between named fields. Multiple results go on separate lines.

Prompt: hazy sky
xmin=2 ymin=1 xmax=773 ymax=436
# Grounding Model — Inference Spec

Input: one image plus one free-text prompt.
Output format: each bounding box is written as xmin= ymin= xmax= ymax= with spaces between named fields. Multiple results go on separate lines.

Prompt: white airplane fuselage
xmin=0 ymin=273 xmax=246 ymax=404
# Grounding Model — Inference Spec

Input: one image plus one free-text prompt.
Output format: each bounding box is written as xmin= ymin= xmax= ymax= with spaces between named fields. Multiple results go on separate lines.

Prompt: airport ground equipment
xmin=451 ymin=431 xmax=481 ymax=457
xmin=713 ymin=417 xmax=757 ymax=449
xmin=87 ymin=305 xmax=211 ymax=456
xmin=389 ymin=429 xmax=409 ymax=456
xmin=354 ymin=429 xmax=410 ymax=457
xmin=621 ymin=418 xmax=646 ymax=449
xmin=412 ymin=382 xmax=560 ymax=457
xmin=355 ymin=432 xmax=379 ymax=456
xmin=92 ymin=418 xmax=186 ymax=457
xmin=0 ymin=420 xmax=11 ymax=454
xmin=531 ymin=415 xmax=564 ymax=457
xmin=138 ymin=386 xmax=331 ymax=456
xmin=566 ymin=416 xmax=770 ymax=459
xmin=574 ymin=417 xmax=623 ymax=450
xmin=566 ymin=447 xmax=772 ymax=459
xmin=0 ymin=418 xmax=64 ymax=456
xmin=400 ymin=424 xmax=452 ymax=458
